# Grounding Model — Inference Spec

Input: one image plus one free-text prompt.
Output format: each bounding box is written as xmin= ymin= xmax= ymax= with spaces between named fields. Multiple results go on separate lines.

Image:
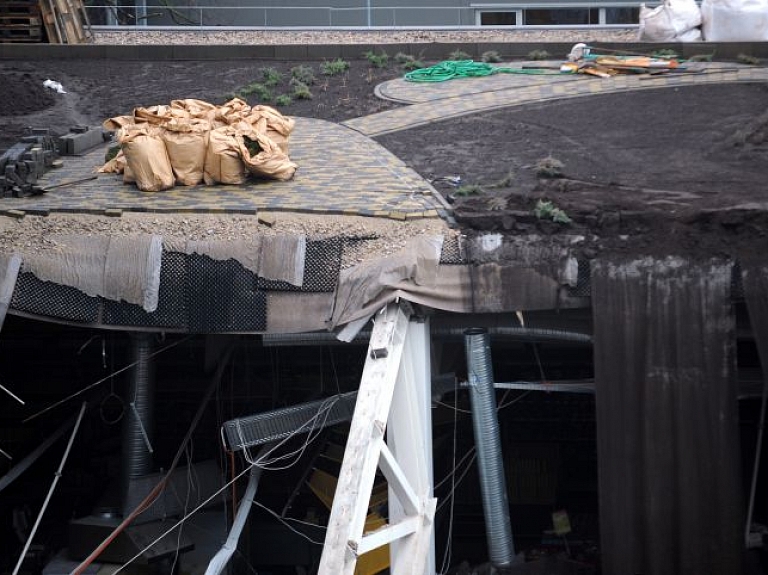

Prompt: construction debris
xmin=562 ymin=46 xmax=685 ymax=78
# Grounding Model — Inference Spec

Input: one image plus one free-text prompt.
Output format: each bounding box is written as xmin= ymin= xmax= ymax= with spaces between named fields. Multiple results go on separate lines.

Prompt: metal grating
xmin=440 ymin=235 xmax=466 ymax=265
xmin=567 ymin=259 xmax=592 ymax=298
xmin=222 ymin=391 xmax=358 ymax=451
xmin=10 ymin=272 xmax=99 ymax=322
xmin=257 ymin=238 xmax=342 ymax=293
xmin=187 ymin=253 xmax=266 ymax=333
xmin=102 ymin=252 xmax=189 ymax=329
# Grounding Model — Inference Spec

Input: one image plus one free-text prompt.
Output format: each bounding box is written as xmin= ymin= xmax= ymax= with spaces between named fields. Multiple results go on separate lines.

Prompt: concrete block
xmin=58 ymin=127 xmax=109 ymax=156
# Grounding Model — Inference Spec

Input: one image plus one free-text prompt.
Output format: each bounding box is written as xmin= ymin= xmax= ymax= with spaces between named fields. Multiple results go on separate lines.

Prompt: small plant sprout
xmin=687 ymin=53 xmax=715 ymax=63
xmin=737 ymin=53 xmax=761 ymax=65
xmin=653 ymin=48 xmax=679 ymax=59
xmin=238 ymin=82 xmax=272 ymax=102
xmin=527 ymin=49 xmax=551 ymax=61
xmin=449 ymin=49 xmax=472 ymax=61
xmin=490 ymin=170 xmax=515 ymax=188
xmin=482 ymin=50 xmax=502 ymax=63
xmin=534 ymin=199 xmax=571 ymax=224
xmin=394 ymin=52 xmax=425 ymax=70
xmin=535 ymin=156 xmax=564 ymax=178
xmin=291 ymin=81 xmax=313 ymax=100
xmin=275 ymin=94 xmax=292 ymax=107
xmin=320 ymin=58 xmax=350 ymax=75
xmin=290 ymin=65 xmax=316 ymax=85
xmin=364 ymin=50 xmax=389 ymax=68
xmin=260 ymin=67 xmax=283 ymax=87
xmin=454 ymin=184 xmax=484 ymax=196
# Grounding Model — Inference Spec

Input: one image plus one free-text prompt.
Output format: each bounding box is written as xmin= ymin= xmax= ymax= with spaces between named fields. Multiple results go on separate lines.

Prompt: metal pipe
xmin=464 ymin=328 xmax=515 ymax=567
xmin=122 ymin=333 xmax=155 ymax=514
xmin=262 ymin=326 xmax=591 ymax=347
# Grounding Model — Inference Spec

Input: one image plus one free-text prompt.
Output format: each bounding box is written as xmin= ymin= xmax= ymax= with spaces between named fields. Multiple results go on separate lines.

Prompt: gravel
xmin=0 ymin=212 xmax=457 ymax=268
xmin=94 ymin=28 xmax=638 ymax=45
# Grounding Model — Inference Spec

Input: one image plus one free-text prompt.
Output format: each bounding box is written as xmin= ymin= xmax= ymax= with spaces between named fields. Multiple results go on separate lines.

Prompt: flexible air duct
xmin=122 ymin=333 xmax=155 ymax=513
xmin=464 ymin=328 xmax=515 ymax=567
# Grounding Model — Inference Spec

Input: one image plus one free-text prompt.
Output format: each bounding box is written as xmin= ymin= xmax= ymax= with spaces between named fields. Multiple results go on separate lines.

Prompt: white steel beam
xmin=388 ymin=318 xmax=436 ymax=575
xmin=317 ymin=305 xmax=436 ymax=575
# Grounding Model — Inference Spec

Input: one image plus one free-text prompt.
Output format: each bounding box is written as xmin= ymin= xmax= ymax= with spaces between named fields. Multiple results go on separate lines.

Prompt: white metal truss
xmin=317 ymin=303 xmax=437 ymax=575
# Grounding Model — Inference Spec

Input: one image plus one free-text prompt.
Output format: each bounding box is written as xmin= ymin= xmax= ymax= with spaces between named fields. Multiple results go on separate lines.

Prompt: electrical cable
xmin=24 ymin=335 xmax=192 ymax=423
xmin=251 ymin=500 xmax=325 ymax=545
xmin=404 ymin=60 xmax=556 ymax=83
xmin=439 ymin=377 xmax=459 ymax=574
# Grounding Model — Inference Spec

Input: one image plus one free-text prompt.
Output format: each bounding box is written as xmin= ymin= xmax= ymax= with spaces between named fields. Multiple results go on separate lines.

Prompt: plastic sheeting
xmin=591 ymin=258 xmax=743 ymax=575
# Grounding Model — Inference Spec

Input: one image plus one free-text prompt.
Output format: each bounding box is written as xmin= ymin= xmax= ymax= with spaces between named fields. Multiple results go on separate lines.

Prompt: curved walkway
xmin=343 ymin=62 xmax=768 ymax=137
xmin=8 ymin=61 xmax=767 ymax=224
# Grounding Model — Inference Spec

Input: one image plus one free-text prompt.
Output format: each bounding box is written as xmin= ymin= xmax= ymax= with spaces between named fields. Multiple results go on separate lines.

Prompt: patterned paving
xmin=4 ymin=118 xmax=451 ymax=221
xmin=345 ymin=63 xmax=768 ymax=137
xmin=4 ymin=61 xmax=766 ymax=223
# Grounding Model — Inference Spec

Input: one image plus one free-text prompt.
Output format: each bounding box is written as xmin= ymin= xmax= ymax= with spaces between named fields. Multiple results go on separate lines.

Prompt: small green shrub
xmin=527 ymin=49 xmax=551 ymax=61
xmin=687 ymin=53 xmax=714 ymax=62
xmin=394 ymin=52 xmax=425 ymax=70
xmin=489 ymin=170 xmax=515 ymax=188
xmin=481 ymin=50 xmax=502 ymax=63
xmin=364 ymin=50 xmax=389 ymax=68
xmin=535 ymin=156 xmax=564 ymax=178
xmin=290 ymin=65 xmax=316 ymax=85
xmin=534 ymin=199 xmax=571 ymax=224
xmin=454 ymin=184 xmax=483 ymax=197
xmin=243 ymin=136 xmax=262 ymax=156
xmin=653 ymin=48 xmax=679 ymax=59
xmin=737 ymin=53 xmax=761 ymax=65
xmin=260 ymin=67 xmax=283 ymax=87
xmin=320 ymin=58 xmax=350 ymax=75
xmin=291 ymin=81 xmax=313 ymax=100
xmin=448 ymin=49 xmax=472 ymax=61
xmin=275 ymin=94 xmax=292 ymax=107
xmin=238 ymin=82 xmax=272 ymax=101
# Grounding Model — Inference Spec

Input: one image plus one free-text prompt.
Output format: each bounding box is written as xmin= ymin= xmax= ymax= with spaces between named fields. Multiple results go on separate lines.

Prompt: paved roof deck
xmin=7 ymin=118 xmax=452 ymax=222
xmin=346 ymin=61 xmax=768 ymax=136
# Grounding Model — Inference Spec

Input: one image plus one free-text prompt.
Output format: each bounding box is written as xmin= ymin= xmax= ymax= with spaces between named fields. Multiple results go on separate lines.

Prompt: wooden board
xmin=38 ymin=0 xmax=92 ymax=44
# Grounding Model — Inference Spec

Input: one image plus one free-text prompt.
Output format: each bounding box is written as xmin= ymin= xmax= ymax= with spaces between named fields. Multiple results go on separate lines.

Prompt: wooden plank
xmin=38 ymin=0 xmax=60 ymax=44
xmin=317 ymin=304 xmax=411 ymax=575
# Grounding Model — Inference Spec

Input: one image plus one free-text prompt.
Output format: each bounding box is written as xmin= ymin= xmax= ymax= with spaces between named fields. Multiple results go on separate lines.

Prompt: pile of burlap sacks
xmin=100 ymin=98 xmax=297 ymax=192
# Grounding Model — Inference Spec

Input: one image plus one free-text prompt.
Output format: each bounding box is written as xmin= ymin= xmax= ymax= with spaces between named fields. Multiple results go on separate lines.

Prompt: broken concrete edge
xmin=2 ymin=42 xmax=768 ymax=61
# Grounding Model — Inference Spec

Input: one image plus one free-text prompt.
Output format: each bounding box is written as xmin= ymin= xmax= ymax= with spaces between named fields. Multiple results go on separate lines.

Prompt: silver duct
xmin=262 ymin=326 xmax=592 ymax=347
xmin=122 ymin=333 xmax=155 ymax=513
xmin=464 ymin=328 xmax=515 ymax=567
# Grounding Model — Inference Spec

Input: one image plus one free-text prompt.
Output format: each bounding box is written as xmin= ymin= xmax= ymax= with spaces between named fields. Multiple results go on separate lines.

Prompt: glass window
xmin=524 ymin=8 xmax=599 ymax=25
xmin=480 ymin=11 xmax=518 ymax=26
xmin=605 ymin=7 xmax=640 ymax=24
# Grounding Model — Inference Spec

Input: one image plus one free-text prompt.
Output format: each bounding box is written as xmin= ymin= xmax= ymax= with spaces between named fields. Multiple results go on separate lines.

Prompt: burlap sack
xmin=162 ymin=119 xmax=210 ymax=186
xmin=133 ymin=104 xmax=184 ymax=125
xmin=204 ymin=127 xmax=247 ymax=185
xmin=215 ymin=98 xmax=251 ymax=126
xmin=237 ymin=128 xmax=297 ymax=182
xmin=120 ymin=126 xmax=174 ymax=192
xmin=99 ymin=149 xmax=127 ymax=174
xmin=123 ymin=164 xmax=136 ymax=184
xmin=103 ymin=115 xmax=143 ymax=131
xmin=248 ymin=105 xmax=296 ymax=136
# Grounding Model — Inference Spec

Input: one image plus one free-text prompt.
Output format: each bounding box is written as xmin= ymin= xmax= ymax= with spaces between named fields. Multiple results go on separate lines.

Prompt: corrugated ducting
xmin=464 ymin=328 xmax=515 ymax=567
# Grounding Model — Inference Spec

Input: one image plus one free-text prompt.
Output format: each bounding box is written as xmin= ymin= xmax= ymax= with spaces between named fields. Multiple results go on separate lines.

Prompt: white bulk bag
xmin=701 ymin=0 xmax=768 ymax=41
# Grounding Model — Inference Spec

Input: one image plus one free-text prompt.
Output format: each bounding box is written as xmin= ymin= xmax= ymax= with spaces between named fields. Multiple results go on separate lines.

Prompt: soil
xmin=2 ymin=58 xmax=768 ymax=259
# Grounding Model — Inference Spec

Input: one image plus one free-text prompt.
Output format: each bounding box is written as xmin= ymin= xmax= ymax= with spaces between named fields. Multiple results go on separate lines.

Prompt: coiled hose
xmin=404 ymin=59 xmax=556 ymax=82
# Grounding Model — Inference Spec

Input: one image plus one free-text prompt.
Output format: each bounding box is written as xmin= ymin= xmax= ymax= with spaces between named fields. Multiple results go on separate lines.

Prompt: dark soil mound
xmin=377 ymin=82 xmax=768 ymax=259
xmin=0 ymin=70 xmax=57 ymax=116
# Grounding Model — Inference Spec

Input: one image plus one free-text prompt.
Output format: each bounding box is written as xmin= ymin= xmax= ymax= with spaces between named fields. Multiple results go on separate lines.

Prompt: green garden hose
xmin=404 ymin=60 xmax=555 ymax=82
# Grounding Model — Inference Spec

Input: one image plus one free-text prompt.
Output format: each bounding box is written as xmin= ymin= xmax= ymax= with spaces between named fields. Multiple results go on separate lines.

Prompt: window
xmin=524 ymin=8 xmax=599 ymax=25
xmin=480 ymin=11 xmax=518 ymax=26
xmin=605 ymin=7 xmax=639 ymax=24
